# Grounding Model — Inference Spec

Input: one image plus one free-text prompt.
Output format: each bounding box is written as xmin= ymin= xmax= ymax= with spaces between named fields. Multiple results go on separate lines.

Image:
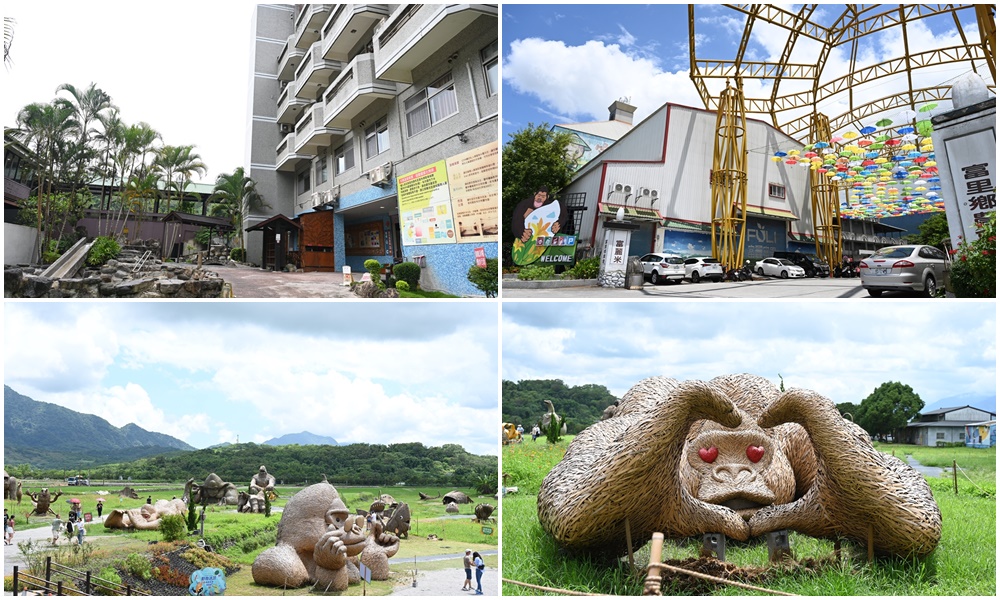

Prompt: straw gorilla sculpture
xmin=538 ymin=374 xmax=941 ymax=559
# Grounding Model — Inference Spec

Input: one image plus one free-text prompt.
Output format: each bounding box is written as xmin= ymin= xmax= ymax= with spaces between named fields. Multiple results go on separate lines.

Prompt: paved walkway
xmin=905 ymin=455 xmax=947 ymax=477
xmin=205 ymin=264 xmax=356 ymax=298
xmin=390 ymin=550 xmax=498 ymax=596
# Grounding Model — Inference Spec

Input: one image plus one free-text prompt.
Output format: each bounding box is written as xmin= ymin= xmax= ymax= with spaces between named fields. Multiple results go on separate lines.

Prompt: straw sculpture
xmin=537 ymin=374 xmax=941 ymax=559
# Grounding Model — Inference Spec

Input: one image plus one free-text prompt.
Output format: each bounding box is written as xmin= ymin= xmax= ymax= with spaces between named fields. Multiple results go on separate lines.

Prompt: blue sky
xmin=502 ymin=301 xmax=996 ymax=414
xmin=501 ymin=4 xmax=988 ymax=144
xmin=5 ymin=302 xmax=499 ymax=455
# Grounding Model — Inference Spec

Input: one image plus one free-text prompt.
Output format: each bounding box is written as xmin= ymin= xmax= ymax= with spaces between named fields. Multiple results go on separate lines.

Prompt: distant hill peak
xmin=263 ymin=431 xmax=339 ymax=446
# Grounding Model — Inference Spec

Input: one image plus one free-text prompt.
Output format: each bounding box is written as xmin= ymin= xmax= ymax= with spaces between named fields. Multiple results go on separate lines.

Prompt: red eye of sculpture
xmin=698 ymin=446 xmax=718 ymax=463
xmin=746 ymin=445 xmax=765 ymax=463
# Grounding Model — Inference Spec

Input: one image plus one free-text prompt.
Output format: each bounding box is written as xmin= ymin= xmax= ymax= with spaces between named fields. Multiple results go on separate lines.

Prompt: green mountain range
xmin=3 ymin=385 xmax=194 ymax=470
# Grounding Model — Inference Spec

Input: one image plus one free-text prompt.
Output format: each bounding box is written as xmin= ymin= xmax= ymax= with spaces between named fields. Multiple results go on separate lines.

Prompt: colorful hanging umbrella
xmin=774 ymin=151 xmax=787 ymax=157
xmin=814 ymin=141 xmax=830 ymax=149
xmin=897 ymin=127 xmax=915 ymax=135
xmin=876 ymin=118 xmax=893 ymax=127
xmin=841 ymin=131 xmax=859 ymax=139
xmin=898 ymin=109 xmax=917 ymax=121
xmin=860 ymin=126 xmax=877 ymax=135
xmin=918 ymin=102 xmax=938 ymax=113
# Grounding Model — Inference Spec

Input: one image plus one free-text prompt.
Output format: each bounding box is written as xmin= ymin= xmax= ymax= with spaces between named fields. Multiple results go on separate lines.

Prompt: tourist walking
xmin=4 ymin=516 xmax=14 ymax=545
xmin=51 ymin=518 xmax=63 ymax=545
xmin=472 ymin=551 xmax=485 ymax=595
xmin=76 ymin=519 xmax=86 ymax=545
xmin=462 ymin=549 xmax=473 ymax=591
xmin=96 ymin=500 xmax=104 ymax=518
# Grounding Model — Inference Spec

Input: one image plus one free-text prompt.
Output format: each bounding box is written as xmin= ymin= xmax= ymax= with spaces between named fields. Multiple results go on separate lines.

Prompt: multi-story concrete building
xmin=246 ymin=4 xmax=498 ymax=295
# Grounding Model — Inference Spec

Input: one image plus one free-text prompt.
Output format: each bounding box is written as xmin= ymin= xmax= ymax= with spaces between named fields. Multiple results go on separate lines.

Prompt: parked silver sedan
xmin=755 ymin=257 xmax=806 ymax=279
xmin=638 ymin=253 xmax=685 ymax=285
xmin=859 ymin=245 xmax=949 ymax=297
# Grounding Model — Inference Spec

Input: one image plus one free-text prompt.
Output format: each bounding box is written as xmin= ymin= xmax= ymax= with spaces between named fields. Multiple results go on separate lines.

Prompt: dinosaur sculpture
xmin=538 ymin=374 xmax=942 ymax=559
xmin=104 ymin=499 xmax=187 ymax=530
xmin=183 ymin=473 xmax=239 ymax=506
xmin=384 ymin=503 xmax=411 ymax=538
xmin=541 ymin=399 xmax=568 ymax=435
xmin=252 ymin=483 xmax=366 ymax=590
xmin=474 ymin=503 xmax=495 ymax=522
xmin=116 ymin=486 xmax=140 ymax=500
xmin=443 ymin=490 xmax=470 ymax=505
xmin=24 ymin=488 xmax=62 ymax=520
xmin=418 ymin=492 xmax=441 ymax=500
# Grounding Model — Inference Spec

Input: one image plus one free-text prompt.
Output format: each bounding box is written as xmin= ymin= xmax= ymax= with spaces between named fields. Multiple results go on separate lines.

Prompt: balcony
xmin=321 ymin=4 xmax=390 ymax=62
xmin=322 ymin=53 xmax=397 ymax=129
xmin=276 ymin=131 xmax=312 ymax=172
xmin=374 ymin=4 xmax=497 ymax=83
xmin=293 ymin=41 xmax=346 ymax=100
xmin=277 ymin=83 xmax=311 ymax=124
xmin=294 ymin=103 xmax=348 ymax=155
xmin=277 ymin=35 xmax=306 ymax=81
xmin=293 ymin=4 xmax=334 ymax=50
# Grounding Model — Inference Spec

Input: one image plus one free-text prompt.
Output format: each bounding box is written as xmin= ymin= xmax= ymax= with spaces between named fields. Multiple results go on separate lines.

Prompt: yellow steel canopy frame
xmin=809 ymin=113 xmax=843 ymax=267
xmin=688 ymin=4 xmax=995 ymax=264
xmin=710 ymin=81 xmax=748 ymax=271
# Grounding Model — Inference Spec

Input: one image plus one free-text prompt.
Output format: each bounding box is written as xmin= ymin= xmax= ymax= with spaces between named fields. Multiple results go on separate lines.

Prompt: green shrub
xmin=949 ymin=211 xmax=995 ymax=297
xmin=123 ymin=553 xmax=152 ymax=581
xmin=159 ymin=514 xmax=187 ymax=542
xmin=395 ymin=280 xmax=410 ymax=292
xmin=364 ymin=259 xmax=386 ymax=290
xmin=187 ymin=495 xmax=198 ymax=532
xmin=517 ymin=264 xmax=556 ymax=281
xmin=94 ymin=567 xmax=122 ymax=595
xmin=467 ymin=258 xmax=498 ymax=297
xmin=4 ymin=575 xmax=28 ymax=593
xmin=230 ymin=247 xmax=246 ymax=262
xmin=180 ymin=547 xmax=234 ymax=571
xmin=564 ymin=257 xmax=599 ymax=279
xmin=545 ymin=415 xmax=563 ymax=444
xmin=394 ymin=261 xmax=421 ymax=289
xmin=86 ymin=236 xmax=121 ymax=267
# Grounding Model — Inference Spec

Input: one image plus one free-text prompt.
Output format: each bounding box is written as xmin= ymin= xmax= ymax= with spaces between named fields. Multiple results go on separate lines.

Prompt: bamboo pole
xmin=643 ymin=532 xmax=665 ymax=595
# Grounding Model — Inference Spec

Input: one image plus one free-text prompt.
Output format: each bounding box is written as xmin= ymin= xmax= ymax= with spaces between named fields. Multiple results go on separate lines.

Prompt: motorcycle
xmin=739 ymin=261 xmax=754 ymax=281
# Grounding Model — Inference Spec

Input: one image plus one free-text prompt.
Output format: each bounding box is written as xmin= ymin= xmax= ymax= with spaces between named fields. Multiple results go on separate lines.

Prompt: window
xmin=335 ymin=139 xmax=354 ymax=174
xmin=404 ymin=72 xmax=458 ymax=136
xmin=481 ymin=40 xmax=498 ymax=97
xmin=935 ymin=432 xmax=945 ymax=440
xmin=297 ymin=169 xmax=311 ymax=195
xmin=315 ymin=155 xmax=329 ymax=185
xmin=768 ymin=183 xmax=786 ymax=199
xmin=365 ymin=118 xmax=390 ymax=158
xmin=959 ymin=432 xmax=965 ymax=441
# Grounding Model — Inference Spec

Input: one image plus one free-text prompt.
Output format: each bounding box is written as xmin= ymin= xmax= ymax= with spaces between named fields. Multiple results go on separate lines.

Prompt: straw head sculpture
xmin=537 ymin=374 xmax=941 ymax=559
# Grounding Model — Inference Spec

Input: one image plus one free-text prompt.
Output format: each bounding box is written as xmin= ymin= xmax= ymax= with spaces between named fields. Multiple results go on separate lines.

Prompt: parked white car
xmin=638 ymin=253 xmax=685 ymax=285
xmin=755 ymin=257 xmax=806 ymax=279
xmin=683 ymin=257 xmax=724 ymax=283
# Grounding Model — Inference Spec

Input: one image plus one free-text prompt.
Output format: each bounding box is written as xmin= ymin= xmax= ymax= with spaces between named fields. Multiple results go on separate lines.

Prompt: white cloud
xmin=503 ymin=38 xmax=703 ymax=124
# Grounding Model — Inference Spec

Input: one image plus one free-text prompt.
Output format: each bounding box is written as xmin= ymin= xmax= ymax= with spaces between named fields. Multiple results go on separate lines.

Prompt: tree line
xmin=9 ymin=81 xmax=265 ymax=261
xmin=5 ymin=441 xmax=497 ymax=490
xmin=502 ymin=379 xmax=618 ymax=434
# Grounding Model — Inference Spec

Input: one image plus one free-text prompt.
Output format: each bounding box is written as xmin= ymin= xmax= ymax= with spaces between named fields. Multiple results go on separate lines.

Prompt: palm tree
xmin=153 ymin=145 xmax=206 ymax=214
xmin=209 ymin=167 xmax=269 ymax=251
xmin=56 ymin=82 xmax=114 ymax=192
xmin=15 ymin=100 xmax=78 ymax=258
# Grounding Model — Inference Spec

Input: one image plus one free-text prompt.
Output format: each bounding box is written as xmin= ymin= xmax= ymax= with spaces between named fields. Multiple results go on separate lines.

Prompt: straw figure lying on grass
xmin=538 ymin=374 xmax=941 ymax=559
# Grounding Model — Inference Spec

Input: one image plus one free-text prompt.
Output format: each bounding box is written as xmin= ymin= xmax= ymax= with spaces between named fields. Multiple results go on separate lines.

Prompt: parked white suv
xmin=684 ymin=257 xmax=724 ymax=283
xmin=638 ymin=253 xmax=685 ymax=285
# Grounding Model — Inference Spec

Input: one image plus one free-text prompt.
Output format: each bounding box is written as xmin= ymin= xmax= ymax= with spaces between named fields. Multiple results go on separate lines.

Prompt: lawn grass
xmin=501 ymin=440 xmax=996 ymax=595
xmin=398 ymin=289 xmax=460 ymax=298
xmin=9 ymin=482 xmax=496 ymax=595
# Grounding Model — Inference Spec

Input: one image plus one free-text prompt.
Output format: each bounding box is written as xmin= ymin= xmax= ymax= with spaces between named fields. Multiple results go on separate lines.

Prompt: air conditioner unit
xmin=612 ymin=183 xmax=624 ymax=193
xmin=650 ymin=189 xmax=659 ymax=199
xmin=639 ymin=187 xmax=650 ymax=196
xmin=310 ymin=192 xmax=320 ymax=207
xmin=367 ymin=162 xmax=392 ymax=186
xmin=280 ymin=123 xmax=292 ymax=134
xmin=622 ymin=185 xmax=633 ymax=195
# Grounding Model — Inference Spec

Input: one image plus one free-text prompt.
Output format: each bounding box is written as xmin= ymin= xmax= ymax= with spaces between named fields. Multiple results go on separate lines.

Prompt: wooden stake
xmin=625 ymin=517 xmax=635 ymax=573
xmin=644 ymin=532 xmax=665 ymax=596
xmin=867 ymin=524 xmax=874 ymax=562
xmin=953 ymin=460 xmax=958 ymax=495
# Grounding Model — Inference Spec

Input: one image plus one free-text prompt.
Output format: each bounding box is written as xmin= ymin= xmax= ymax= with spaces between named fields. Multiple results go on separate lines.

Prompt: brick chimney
xmin=608 ymin=99 xmax=637 ymax=125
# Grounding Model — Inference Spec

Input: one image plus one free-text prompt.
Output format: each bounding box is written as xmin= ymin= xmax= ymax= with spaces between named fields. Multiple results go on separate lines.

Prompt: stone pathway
xmin=905 ymin=454 xmax=946 ymax=477
xmin=389 ymin=550 xmax=498 ymax=596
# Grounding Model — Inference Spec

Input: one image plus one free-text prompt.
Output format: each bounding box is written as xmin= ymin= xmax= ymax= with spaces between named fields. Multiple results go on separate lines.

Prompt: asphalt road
xmin=501 ymin=276 xmax=940 ymax=299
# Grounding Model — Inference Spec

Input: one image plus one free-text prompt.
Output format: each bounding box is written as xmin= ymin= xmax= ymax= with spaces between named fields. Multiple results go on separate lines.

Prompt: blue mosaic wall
xmin=332 ymin=178 xmax=497 ymax=295
xmin=402 ymin=241 xmax=498 ymax=297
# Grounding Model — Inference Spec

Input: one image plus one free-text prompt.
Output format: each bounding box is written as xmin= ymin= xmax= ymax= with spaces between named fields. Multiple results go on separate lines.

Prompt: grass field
xmin=501 ymin=439 xmax=995 ymax=596
xmin=7 ymin=482 xmax=496 ymax=596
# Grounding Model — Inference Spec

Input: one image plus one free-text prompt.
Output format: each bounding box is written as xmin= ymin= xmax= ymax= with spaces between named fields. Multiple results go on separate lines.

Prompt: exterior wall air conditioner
xmin=280 ymin=123 xmax=292 ymax=134
xmin=367 ymin=162 xmax=392 ymax=186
